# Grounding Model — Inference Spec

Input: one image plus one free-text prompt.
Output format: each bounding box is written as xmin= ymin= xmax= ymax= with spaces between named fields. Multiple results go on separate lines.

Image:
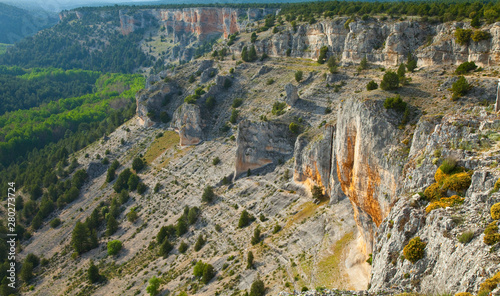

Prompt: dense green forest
xmin=0 ymin=11 xmax=152 ymax=73
xmin=0 ymin=67 xmax=101 ymax=115
xmin=279 ymin=1 xmax=500 ymax=23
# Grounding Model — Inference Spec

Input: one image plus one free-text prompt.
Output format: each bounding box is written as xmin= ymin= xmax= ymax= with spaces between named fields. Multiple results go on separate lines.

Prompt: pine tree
xmin=88 ymin=260 xmax=100 ymax=283
xmin=251 ymin=227 xmax=261 ymax=245
xmin=159 ymin=239 xmax=173 ymax=258
xmin=249 ymin=45 xmax=257 ymax=62
xmin=194 ymin=234 xmax=205 ymax=251
xmin=72 ymin=221 xmax=90 ymax=254
xmin=241 ymin=46 xmax=249 ymax=62
xmin=106 ymin=215 xmax=118 ymax=236
xmin=247 ymin=251 xmax=254 ymax=269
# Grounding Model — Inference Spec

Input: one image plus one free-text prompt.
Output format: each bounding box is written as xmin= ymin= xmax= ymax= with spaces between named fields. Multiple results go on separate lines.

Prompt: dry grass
xmin=315 ymin=231 xmax=354 ymax=288
xmin=144 ymin=131 xmax=179 ymax=164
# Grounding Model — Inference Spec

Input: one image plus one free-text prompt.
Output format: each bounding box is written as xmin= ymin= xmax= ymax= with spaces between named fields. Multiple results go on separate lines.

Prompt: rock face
xmin=369 ymin=107 xmax=500 ymax=293
xmin=335 ymin=98 xmax=404 ymax=254
xmin=171 ymin=103 xmax=204 ymax=146
xmin=292 ymin=97 xmax=405 ymax=254
xmin=118 ymin=7 xmax=276 ymax=39
xmin=136 ymin=77 xmax=181 ymax=127
xmin=242 ymin=19 xmax=500 ymax=67
xmin=284 ymin=83 xmax=299 ymax=106
xmin=293 ymin=125 xmax=346 ymax=203
xmin=235 ymin=120 xmax=296 ymax=178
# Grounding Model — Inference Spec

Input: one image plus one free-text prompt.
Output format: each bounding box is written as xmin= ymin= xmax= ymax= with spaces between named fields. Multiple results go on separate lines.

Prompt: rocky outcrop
xmin=369 ymin=107 xmax=500 ymax=294
xmin=235 ymin=120 xmax=296 ymax=178
xmin=242 ymin=19 xmax=500 ymax=67
xmin=200 ymin=67 xmax=217 ymax=83
xmin=136 ymin=78 xmax=181 ymax=127
xmin=284 ymin=83 xmax=299 ymax=106
xmin=171 ymin=103 xmax=204 ymax=146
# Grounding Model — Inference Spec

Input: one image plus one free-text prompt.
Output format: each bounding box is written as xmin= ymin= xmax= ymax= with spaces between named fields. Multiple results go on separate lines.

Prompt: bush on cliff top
xmin=403 ymin=237 xmax=426 ymax=264
xmin=479 ymin=271 xmax=500 ymax=295
xmin=425 ymin=195 xmax=464 ymax=213
xmin=483 ymin=221 xmax=500 ymax=245
xmin=441 ymin=172 xmax=471 ymax=192
xmin=491 ymin=203 xmax=500 ymax=220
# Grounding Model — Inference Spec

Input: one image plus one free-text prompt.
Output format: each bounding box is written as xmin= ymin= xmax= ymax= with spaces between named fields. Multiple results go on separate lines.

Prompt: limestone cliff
xmin=235 ymin=120 xmax=296 ymax=178
xmin=243 ymin=19 xmax=500 ymax=67
xmin=293 ymin=96 xmax=405 ymax=255
xmin=370 ymin=108 xmax=500 ymax=294
xmin=171 ymin=103 xmax=204 ymax=146
xmin=118 ymin=7 xmax=276 ymax=39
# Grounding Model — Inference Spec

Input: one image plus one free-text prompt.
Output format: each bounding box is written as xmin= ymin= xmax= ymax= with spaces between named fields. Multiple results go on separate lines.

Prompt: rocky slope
xmin=13 ymin=12 xmax=500 ymax=296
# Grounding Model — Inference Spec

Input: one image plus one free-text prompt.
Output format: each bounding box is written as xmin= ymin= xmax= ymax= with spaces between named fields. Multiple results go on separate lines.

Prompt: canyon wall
xmin=292 ymin=96 xmax=406 ymax=255
xmin=243 ymin=19 xmax=500 ymax=67
xmin=118 ymin=7 xmax=276 ymax=40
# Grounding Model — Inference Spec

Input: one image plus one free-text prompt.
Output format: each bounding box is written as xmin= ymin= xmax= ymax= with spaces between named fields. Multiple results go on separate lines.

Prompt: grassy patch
xmin=285 ymin=202 xmax=319 ymax=228
xmin=315 ymin=231 xmax=354 ymax=288
xmin=144 ymin=131 xmax=179 ymax=164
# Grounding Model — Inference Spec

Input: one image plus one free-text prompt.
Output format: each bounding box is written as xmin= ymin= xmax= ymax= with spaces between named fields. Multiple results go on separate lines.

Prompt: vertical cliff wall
xmin=293 ymin=97 xmax=406 ymax=255
xmin=247 ymin=19 xmax=500 ymax=67
xmin=119 ymin=7 xmax=276 ymax=40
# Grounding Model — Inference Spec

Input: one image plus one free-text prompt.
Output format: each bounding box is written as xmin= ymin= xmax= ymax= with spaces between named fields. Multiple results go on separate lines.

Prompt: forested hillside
xmin=0 ymin=3 xmax=57 ymax=44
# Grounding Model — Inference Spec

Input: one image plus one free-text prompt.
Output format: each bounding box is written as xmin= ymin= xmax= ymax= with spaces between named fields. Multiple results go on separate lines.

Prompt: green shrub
xmin=366 ymin=80 xmax=378 ymax=91
xmin=472 ymin=30 xmax=492 ymax=42
xmin=238 ymin=210 xmax=251 ymax=228
xmin=272 ymin=102 xmax=287 ymax=116
xmin=50 ymin=218 xmax=62 ymax=228
xmin=202 ymin=186 xmax=214 ymax=203
xmin=451 ymin=76 xmax=471 ymax=99
xmin=383 ymin=94 xmax=406 ymax=111
xmin=273 ymin=224 xmax=281 ymax=234
xmin=455 ymin=28 xmax=473 ymax=46
xmin=455 ymin=61 xmax=477 ymax=74
xmin=327 ymin=56 xmax=337 ymax=73
xmin=247 ymin=251 xmax=254 ymax=269
xmin=403 ymin=237 xmax=426 ymax=263
xmin=159 ymin=239 xmax=173 ymax=258
xmin=194 ymin=234 xmax=206 ymax=252
xmin=132 ymin=157 xmax=145 ymax=172
xmin=380 ymin=71 xmax=399 ymax=90
xmin=229 ymin=109 xmax=239 ymax=124
xmin=311 ymin=185 xmax=324 ymax=200
xmin=458 ymin=230 xmax=474 ymax=244
xmin=107 ymin=240 xmax=122 ymax=256
xmin=492 ymin=203 xmax=500 ymax=220
xmin=212 ymin=157 xmax=221 ymax=165
xmin=295 ymin=70 xmax=303 ymax=82
xmin=88 ymin=260 xmax=100 ymax=283
xmin=223 ymin=78 xmax=232 ymax=89
xmin=146 ymin=276 xmax=160 ymax=296
xmin=317 ymin=46 xmax=328 ymax=64
xmin=205 ymin=96 xmax=215 ymax=109
xmin=483 ymin=221 xmax=500 ymax=245
xmin=250 ymin=279 xmax=266 ymax=296
xmin=232 ymin=98 xmax=243 ymax=108
xmin=178 ymin=241 xmax=188 ymax=253
xmin=251 ymin=227 xmax=261 ymax=245
xmin=439 ymin=158 xmax=457 ymax=174
xmin=289 ymin=122 xmax=300 ymax=134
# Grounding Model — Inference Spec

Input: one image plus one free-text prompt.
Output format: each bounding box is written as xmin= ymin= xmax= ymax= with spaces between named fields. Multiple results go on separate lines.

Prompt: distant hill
xmin=0 ymin=2 xmax=58 ymax=44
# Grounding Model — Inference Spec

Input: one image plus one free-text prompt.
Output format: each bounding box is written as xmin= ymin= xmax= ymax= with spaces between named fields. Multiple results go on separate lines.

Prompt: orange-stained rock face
xmin=158 ymin=8 xmax=240 ymax=41
xmin=332 ymin=98 xmax=402 ymax=254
